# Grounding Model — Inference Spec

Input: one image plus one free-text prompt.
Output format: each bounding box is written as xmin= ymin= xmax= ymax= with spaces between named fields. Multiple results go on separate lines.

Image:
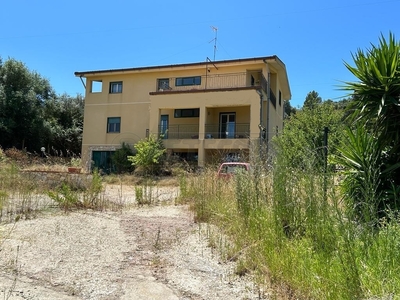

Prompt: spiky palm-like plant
xmin=340 ymin=33 xmax=400 ymax=222
xmin=343 ymin=32 xmax=400 ymax=152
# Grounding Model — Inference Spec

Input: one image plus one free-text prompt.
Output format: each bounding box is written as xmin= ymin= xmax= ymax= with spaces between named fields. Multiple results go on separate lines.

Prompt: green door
xmin=92 ymin=151 xmax=115 ymax=174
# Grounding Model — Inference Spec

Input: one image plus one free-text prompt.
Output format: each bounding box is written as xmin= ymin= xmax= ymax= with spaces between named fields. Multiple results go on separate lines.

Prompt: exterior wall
xmin=78 ymin=57 xmax=290 ymax=169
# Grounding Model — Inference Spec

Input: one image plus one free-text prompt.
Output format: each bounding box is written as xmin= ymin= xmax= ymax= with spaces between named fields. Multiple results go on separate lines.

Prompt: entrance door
xmin=160 ymin=115 xmax=169 ymax=139
xmin=92 ymin=151 xmax=114 ymax=174
xmin=219 ymin=113 xmax=236 ymax=139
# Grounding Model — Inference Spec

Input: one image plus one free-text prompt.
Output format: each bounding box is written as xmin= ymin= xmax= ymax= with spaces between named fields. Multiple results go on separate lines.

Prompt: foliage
xmin=43 ymin=94 xmax=84 ymax=156
xmin=303 ymin=90 xmax=322 ymax=110
xmin=134 ymin=180 xmax=156 ymax=205
xmin=274 ymin=99 xmax=346 ymax=171
xmin=111 ymin=142 xmax=135 ymax=174
xmin=70 ymin=157 xmax=81 ymax=167
xmin=340 ymin=32 xmax=400 ymax=222
xmin=82 ymin=169 xmax=106 ymax=209
xmin=128 ymin=135 xmax=166 ymax=175
xmin=48 ymin=183 xmax=80 ymax=212
xmin=284 ymin=100 xmax=297 ymax=118
xmin=47 ymin=170 xmax=106 ymax=211
xmin=335 ymin=126 xmax=387 ymax=224
xmin=343 ymin=33 xmax=400 ymax=149
xmin=180 ymin=163 xmax=400 ymax=299
xmin=0 ymin=146 xmax=5 ymax=162
xmin=0 ymin=57 xmax=84 ymax=156
xmin=0 ymin=58 xmax=53 ymax=150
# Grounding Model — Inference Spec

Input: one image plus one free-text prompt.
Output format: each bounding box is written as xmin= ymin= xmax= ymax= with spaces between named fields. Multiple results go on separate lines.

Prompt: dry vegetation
xmin=0 ymin=148 xmax=264 ymax=300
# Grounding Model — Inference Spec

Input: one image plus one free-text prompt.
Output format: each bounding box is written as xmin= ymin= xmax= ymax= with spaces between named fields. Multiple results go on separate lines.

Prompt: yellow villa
xmin=75 ymin=56 xmax=291 ymax=172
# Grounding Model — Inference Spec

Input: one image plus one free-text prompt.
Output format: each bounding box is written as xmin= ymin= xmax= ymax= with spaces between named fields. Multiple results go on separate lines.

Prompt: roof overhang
xmin=74 ymin=55 xmax=278 ymax=78
xmin=263 ymin=56 xmax=291 ymax=101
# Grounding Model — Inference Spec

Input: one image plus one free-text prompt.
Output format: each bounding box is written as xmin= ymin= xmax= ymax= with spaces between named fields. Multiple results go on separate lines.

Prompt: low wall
xmin=21 ymin=171 xmax=93 ymax=190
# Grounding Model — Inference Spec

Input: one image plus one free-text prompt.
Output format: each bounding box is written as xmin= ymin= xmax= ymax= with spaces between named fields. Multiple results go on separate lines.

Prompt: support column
xmin=198 ymin=106 xmax=206 ymax=167
xmin=250 ymin=102 xmax=261 ymax=141
xmin=149 ymin=104 xmax=159 ymax=136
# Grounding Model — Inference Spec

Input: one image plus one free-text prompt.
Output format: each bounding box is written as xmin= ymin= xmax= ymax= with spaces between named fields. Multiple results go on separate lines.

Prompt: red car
xmin=217 ymin=162 xmax=251 ymax=179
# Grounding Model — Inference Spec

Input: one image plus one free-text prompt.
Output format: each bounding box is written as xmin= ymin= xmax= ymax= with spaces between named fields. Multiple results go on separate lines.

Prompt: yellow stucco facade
xmin=75 ymin=56 xmax=291 ymax=171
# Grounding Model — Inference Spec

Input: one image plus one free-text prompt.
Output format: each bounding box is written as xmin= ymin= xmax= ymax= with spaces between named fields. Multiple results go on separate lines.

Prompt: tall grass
xmin=0 ymin=162 xmax=46 ymax=222
xmin=180 ymin=154 xmax=400 ymax=299
xmin=0 ymin=160 xmax=114 ymax=219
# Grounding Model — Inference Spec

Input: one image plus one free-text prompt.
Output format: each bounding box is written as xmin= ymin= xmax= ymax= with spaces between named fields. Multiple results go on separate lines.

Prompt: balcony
xmin=159 ymin=123 xmax=250 ymax=140
xmin=160 ymin=124 xmax=199 ymax=139
xmin=153 ymin=72 xmax=267 ymax=95
xmin=204 ymin=123 xmax=250 ymax=139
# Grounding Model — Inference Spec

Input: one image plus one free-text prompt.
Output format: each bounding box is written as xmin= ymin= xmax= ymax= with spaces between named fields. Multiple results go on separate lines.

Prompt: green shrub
xmin=112 ymin=142 xmax=135 ymax=174
xmin=48 ymin=183 xmax=79 ymax=212
xmin=128 ymin=135 xmax=165 ymax=175
xmin=82 ymin=169 xmax=105 ymax=209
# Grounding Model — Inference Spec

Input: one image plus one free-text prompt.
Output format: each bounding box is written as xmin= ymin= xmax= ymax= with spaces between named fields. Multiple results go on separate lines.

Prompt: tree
xmin=0 ymin=57 xmax=54 ymax=150
xmin=128 ymin=135 xmax=166 ymax=175
xmin=43 ymin=93 xmax=84 ymax=155
xmin=0 ymin=57 xmax=84 ymax=156
xmin=339 ymin=32 xmax=400 ymax=222
xmin=303 ymin=90 xmax=322 ymax=110
xmin=284 ymin=100 xmax=297 ymax=118
xmin=274 ymin=100 xmax=346 ymax=171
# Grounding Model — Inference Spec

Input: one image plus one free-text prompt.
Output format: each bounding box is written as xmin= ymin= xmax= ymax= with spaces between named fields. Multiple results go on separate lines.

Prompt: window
xmin=91 ymin=80 xmax=102 ymax=93
xmin=174 ymin=108 xmax=199 ymax=118
xmin=109 ymin=81 xmax=122 ymax=93
xmin=279 ymin=90 xmax=282 ymax=106
xmin=175 ymin=76 xmax=201 ymax=86
xmin=158 ymin=78 xmax=170 ymax=91
xmin=107 ymin=117 xmax=121 ymax=133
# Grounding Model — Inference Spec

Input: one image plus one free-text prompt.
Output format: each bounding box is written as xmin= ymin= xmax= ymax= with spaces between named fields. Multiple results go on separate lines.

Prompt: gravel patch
xmin=0 ymin=203 xmax=267 ymax=299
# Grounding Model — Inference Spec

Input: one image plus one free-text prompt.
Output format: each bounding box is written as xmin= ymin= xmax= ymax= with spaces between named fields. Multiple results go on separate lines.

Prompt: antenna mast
xmin=210 ymin=26 xmax=218 ymax=61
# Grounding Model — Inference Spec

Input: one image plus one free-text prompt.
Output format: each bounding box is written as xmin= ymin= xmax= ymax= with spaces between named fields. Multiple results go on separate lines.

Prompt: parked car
xmin=217 ymin=162 xmax=251 ymax=179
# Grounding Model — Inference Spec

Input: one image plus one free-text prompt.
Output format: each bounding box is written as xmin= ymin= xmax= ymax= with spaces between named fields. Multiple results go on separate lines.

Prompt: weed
xmin=183 ymin=150 xmax=400 ymax=299
xmin=82 ymin=169 xmax=106 ymax=210
xmin=134 ymin=180 xmax=157 ymax=206
xmin=153 ymin=226 xmax=162 ymax=250
xmin=48 ymin=183 xmax=79 ymax=212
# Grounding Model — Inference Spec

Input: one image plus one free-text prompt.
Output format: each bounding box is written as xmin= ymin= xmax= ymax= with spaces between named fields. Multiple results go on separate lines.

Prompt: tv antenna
xmin=210 ymin=26 xmax=218 ymax=61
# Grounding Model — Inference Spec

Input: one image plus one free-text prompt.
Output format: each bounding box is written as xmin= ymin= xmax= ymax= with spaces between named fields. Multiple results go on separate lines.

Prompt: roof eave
xmin=74 ymin=55 xmax=278 ymax=77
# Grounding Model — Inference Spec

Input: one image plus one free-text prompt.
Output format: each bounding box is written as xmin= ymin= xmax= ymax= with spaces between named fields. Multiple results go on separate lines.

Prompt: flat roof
xmin=74 ymin=55 xmax=283 ymax=77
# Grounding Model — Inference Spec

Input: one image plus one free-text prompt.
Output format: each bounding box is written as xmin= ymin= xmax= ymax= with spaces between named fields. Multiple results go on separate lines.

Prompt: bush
xmin=128 ymin=135 xmax=165 ymax=175
xmin=112 ymin=142 xmax=135 ymax=174
xmin=0 ymin=146 xmax=5 ymax=162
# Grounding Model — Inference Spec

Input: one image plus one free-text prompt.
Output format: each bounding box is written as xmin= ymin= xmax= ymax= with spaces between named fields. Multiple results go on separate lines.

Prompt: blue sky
xmin=1 ymin=0 xmax=399 ymax=108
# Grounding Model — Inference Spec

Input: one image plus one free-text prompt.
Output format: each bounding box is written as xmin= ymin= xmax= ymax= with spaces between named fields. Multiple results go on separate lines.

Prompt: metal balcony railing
xmin=204 ymin=123 xmax=250 ymax=139
xmin=155 ymin=72 xmax=268 ymax=95
xmin=158 ymin=123 xmax=250 ymax=140
xmin=159 ymin=124 xmax=199 ymax=139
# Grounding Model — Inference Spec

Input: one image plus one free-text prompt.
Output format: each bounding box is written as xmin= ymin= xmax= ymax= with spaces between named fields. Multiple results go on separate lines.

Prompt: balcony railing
xmin=205 ymin=123 xmax=250 ymax=139
xmin=160 ymin=124 xmax=199 ymax=139
xmin=159 ymin=123 xmax=250 ymax=140
xmin=155 ymin=72 xmax=267 ymax=95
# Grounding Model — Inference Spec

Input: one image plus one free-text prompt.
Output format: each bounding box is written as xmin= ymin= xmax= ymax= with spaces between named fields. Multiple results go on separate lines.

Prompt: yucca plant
xmin=341 ymin=32 xmax=400 ymax=222
xmin=343 ymin=32 xmax=400 ymax=148
xmin=335 ymin=126 xmax=383 ymax=224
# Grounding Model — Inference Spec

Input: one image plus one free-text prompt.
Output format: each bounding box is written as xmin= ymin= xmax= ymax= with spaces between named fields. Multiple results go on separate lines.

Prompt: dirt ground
xmin=0 ymin=185 xmax=267 ymax=299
